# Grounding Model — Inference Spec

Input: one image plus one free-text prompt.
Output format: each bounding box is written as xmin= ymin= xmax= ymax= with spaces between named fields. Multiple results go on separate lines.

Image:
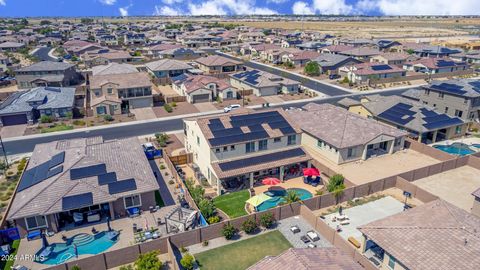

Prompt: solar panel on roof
xmin=108 ymin=178 xmax=137 ymax=194
xmin=371 ymin=65 xmax=392 ymax=71
xmin=209 ymin=130 xmax=269 ymax=147
xmin=62 ymin=192 xmax=93 ymax=211
xmin=47 ymin=165 xmax=63 ymax=178
xmin=430 ymin=83 xmax=466 ymax=95
xmin=98 ymin=172 xmax=117 ymax=185
xmin=49 ymin=151 xmax=65 ymax=168
xmin=218 ymin=148 xmax=306 ymax=171
xmin=70 ymin=163 xmax=107 ymax=180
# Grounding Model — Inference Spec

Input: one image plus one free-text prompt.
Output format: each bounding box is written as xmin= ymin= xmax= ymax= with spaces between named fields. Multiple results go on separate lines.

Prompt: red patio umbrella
xmin=262 ymin=177 xmax=281 ymax=185
xmin=303 ymin=168 xmax=320 ymax=177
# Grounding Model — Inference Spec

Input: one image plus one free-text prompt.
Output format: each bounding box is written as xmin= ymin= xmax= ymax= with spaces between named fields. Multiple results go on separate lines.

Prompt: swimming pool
xmin=36 ymin=231 xmax=119 ymax=265
xmin=257 ymin=188 xmax=313 ymax=212
xmin=433 ymin=143 xmax=476 ymax=156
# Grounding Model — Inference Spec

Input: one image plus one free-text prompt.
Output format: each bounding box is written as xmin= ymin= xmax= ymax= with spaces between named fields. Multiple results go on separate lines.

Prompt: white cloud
xmin=162 ymin=0 xmax=183 ymax=5
xmin=375 ymin=0 xmax=480 ymax=15
xmin=292 ymin=1 xmax=314 ymax=15
xmin=187 ymin=0 xmax=277 ymax=16
xmin=355 ymin=0 xmax=377 ymax=13
xmin=99 ymin=0 xmax=116 ymax=5
xmin=312 ymin=0 xmax=353 ymax=15
xmin=267 ymin=0 xmax=289 ymax=3
xmin=154 ymin=6 xmax=181 ymax=16
xmin=0 ymin=0 xmax=5 ymax=6
xmin=119 ymin=6 xmax=129 ymax=16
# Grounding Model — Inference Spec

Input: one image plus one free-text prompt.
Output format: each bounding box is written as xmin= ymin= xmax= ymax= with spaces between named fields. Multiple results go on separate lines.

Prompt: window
xmin=455 ymin=110 xmax=463 ymax=118
xmin=124 ymin=194 xmax=141 ymax=209
xmin=25 ymin=215 xmax=47 ymax=230
xmin=444 ymin=107 xmax=449 ymax=113
xmin=96 ymin=106 xmax=106 ymax=115
xmin=107 ymin=88 xmax=113 ymax=94
xmin=197 ymin=136 xmax=200 ymax=146
xmin=455 ymin=125 xmax=462 ymax=134
xmin=258 ymin=139 xmax=268 ymax=151
xmin=433 ymin=104 xmax=436 ymax=107
xmin=317 ymin=139 xmax=324 ymax=147
xmin=95 ymin=90 xmax=101 ymax=96
xmin=246 ymin=142 xmax=255 ymax=153
xmin=347 ymin=147 xmax=357 ymax=158
xmin=464 ymin=98 xmax=468 ymax=104
xmin=223 ymin=146 xmax=228 ymax=151
xmin=394 ymin=138 xmax=402 ymax=147
xmin=230 ymin=145 xmax=235 ymax=150
xmin=388 ymin=255 xmax=396 ymax=269
xmin=215 ymin=148 xmax=220 ymax=153
xmin=438 ymin=92 xmax=444 ymax=98
xmin=287 ymin=135 xmax=296 ymax=145
xmin=274 ymin=137 xmax=281 ymax=143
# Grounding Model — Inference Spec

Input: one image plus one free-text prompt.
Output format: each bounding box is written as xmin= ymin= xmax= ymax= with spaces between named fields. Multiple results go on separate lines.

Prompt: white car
xmin=224 ymin=104 xmax=241 ymax=113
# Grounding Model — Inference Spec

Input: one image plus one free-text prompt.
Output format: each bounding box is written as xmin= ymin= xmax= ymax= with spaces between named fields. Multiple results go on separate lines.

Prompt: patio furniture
xmin=87 ymin=211 xmax=101 ymax=223
xmin=127 ymin=207 xmax=140 ymax=218
xmin=149 ymin=206 xmax=156 ymax=213
xmin=306 ymin=231 xmax=320 ymax=242
xmin=106 ymin=231 xmax=119 ymax=240
xmin=39 ymin=246 xmax=52 ymax=258
xmin=27 ymin=230 xmax=41 ymax=241
xmin=300 ymin=235 xmax=310 ymax=243
xmin=290 ymin=225 xmax=301 ymax=234
xmin=144 ymin=231 xmax=152 ymax=240
xmin=73 ymin=212 xmax=84 ymax=225
xmin=369 ymin=257 xmax=381 ymax=266
xmin=152 ymin=232 xmax=160 ymax=239
xmin=157 ymin=217 xmax=164 ymax=226
xmin=1 ymin=244 xmax=10 ymax=255
xmin=46 ymin=231 xmax=55 ymax=237
xmin=336 ymin=214 xmax=349 ymax=221
xmin=340 ymin=220 xmax=350 ymax=225
xmin=133 ymin=223 xmax=138 ymax=233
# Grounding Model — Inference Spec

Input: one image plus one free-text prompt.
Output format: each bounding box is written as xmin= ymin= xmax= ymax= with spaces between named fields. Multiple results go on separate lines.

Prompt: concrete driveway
xmin=131 ymin=108 xmax=157 ymax=121
xmin=194 ymin=102 xmax=217 ymax=112
xmin=0 ymin=124 xmax=26 ymax=138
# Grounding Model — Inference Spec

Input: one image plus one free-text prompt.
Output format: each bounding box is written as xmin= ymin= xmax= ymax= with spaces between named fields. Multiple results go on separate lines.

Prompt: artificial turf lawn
xmin=194 ymin=230 xmax=292 ymax=270
xmin=213 ymin=190 xmax=249 ymax=218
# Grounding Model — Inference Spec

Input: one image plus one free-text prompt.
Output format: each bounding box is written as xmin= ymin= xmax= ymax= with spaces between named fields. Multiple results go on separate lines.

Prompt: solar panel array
xmin=436 ymin=60 xmax=456 ymax=67
xmin=207 ymin=111 xmax=296 ymax=147
xmin=377 ymin=103 xmax=416 ymax=125
xmin=98 ymin=172 xmax=117 ymax=185
xmin=17 ymin=151 xmax=66 ymax=192
xmin=371 ymin=64 xmax=392 ymax=71
xmin=70 ymin=163 xmax=107 ymax=180
xmin=232 ymin=70 xmax=261 ymax=86
xmin=62 ymin=192 xmax=94 ymax=210
xmin=218 ymin=148 xmax=306 ymax=171
xmin=420 ymin=108 xmax=464 ymax=130
xmin=429 ymin=83 xmax=467 ymax=95
xmin=108 ymin=178 xmax=137 ymax=194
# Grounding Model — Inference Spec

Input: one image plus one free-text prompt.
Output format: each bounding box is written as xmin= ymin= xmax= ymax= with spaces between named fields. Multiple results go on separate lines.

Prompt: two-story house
xmin=184 ymin=109 xmax=311 ymax=195
xmin=194 ymin=55 xmax=243 ymax=78
xmin=16 ymin=61 xmax=81 ymax=89
xmin=146 ymin=59 xmax=193 ymax=85
xmin=230 ymin=69 xmax=300 ymax=96
xmin=404 ymin=79 xmax=480 ymax=122
xmin=124 ymin=33 xmax=146 ymax=45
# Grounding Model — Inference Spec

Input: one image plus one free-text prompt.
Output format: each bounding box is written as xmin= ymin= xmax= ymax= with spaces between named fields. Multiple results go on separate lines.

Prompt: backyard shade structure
xmin=41 ymin=230 xmax=49 ymax=248
xmin=303 ymin=168 xmax=320 ymax=177
xmin=246 ymin=193 xmax=272 ymax=207
xmin=262 ymin=177 xmax=281 ymax=186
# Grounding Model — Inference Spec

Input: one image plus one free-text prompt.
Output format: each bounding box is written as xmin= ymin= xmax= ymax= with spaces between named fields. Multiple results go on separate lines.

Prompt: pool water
xmin=257 ymin=188 xmax=313 ymax=211
xmin=36 ymin=231 xmax=119 ymax=265
xmin=433 ymin=144 xmax=476 ymax=156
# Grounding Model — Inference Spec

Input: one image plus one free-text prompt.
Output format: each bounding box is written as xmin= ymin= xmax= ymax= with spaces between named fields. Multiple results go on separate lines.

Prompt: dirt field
xmin=230 ymin=19 xmax=478 ymax=39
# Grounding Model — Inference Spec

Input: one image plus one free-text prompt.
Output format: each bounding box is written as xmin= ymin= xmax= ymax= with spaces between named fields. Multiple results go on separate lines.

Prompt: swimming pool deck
xmin=253 ymin=176 xmax=324 ymax=196
xmin=15 ymin=205 xmax=178 ymax=269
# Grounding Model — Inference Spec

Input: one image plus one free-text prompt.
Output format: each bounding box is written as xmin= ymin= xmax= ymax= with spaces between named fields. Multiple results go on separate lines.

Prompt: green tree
xmin=406 ymin=49 xmax=415 ymax=55
xmin=40 ymin=115 xmax=54 ymax=123
xmin=259 ymin=212 xmax=275 ymax=228
xmin=304 ymin=61 xmax=320 ymax=76
xmin=198 ymin=198 xmax=215 ymax=219
xmin=221 ymin=223 xmax=237 ymax=240
xmin=241 ymin=218 xmax=257 ymax=234
xmin=154 ymin=133 xmax=169 ymax=147
xmin=327 ymin=174 xmax=345 ymax=192
xmin=180 ymin=253 xmax=195 ymax=270
xmin=40 ymin=20 xmax=51 ymax=25
xmin=134 ymin=251 xmax=162 ymax=270
xmin=283 ymin=190 xmax=301 ymax=204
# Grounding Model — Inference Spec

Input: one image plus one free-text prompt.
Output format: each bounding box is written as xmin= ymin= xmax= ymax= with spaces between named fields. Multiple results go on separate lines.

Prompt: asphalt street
xmin=31 ymin=46 xmax=57 ymax=61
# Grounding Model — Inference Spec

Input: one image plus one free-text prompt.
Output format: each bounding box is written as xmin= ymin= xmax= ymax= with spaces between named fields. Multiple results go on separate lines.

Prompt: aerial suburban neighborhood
xmin=0 ymin=1 xmax=479 ymax=270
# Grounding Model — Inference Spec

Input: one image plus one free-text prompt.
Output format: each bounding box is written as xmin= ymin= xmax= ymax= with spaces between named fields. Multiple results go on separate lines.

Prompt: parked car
xmin=329 ymin=74 xmax=340 ymax=80
xmin=224 ymin=104 xmax=241 ymax=113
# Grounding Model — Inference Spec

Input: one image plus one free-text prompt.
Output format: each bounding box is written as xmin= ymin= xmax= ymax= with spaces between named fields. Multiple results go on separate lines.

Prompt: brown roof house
xmin=341 ymin=62 xmax=406 ymax=84
xmin=195 ymin=55 xmax=243 ymax=77
xmin=358 ymin=199 xmax=480 ymax=270
xmin=248 ymin=248 xmax=363 ymax=270
xmin=7 ymin=136 xmax=159 ymax=238
xmin=285 ymin=103 xmax=407 ymax=164
xmin=82 ymin=49 xmax=133 ymax=68
xmin=90 ymin=65 xmax=152 ymax=116
xmin=16 ymin=61 xmax=81 ymax=89
xmin=172 ymin=74 xmax=237 ymax=103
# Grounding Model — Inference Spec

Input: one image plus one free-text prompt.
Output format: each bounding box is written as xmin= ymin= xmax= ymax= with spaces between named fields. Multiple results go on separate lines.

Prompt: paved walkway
xmin=277 ymin=216 xmax=331 ymax=248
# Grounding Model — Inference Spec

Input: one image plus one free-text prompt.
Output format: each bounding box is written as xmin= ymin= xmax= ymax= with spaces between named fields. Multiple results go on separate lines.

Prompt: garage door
xmin=192 ymin=94 xmax=210 ymax=103
xmin=129 ymin=97 xmax=153 ymax=109
xmin=1 ymin=114 xmax=27 ymax=126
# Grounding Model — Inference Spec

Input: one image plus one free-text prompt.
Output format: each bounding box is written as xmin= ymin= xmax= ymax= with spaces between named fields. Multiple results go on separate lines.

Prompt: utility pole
xmin=0 ymin=135 xmax=9 ymax=168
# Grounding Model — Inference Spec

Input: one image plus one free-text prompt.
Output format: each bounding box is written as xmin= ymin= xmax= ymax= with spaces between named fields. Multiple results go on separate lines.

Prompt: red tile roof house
xmin=403 ymin=57 xmax=470 ymax=75
xmin=194 ymin=55 xmax=243 ymax=78
xmin=281 ymin=50 xmax=320 ymax=67
xmin=172 ymin=74 xmax=237 ymax=103
xmin=341 ymin=62 xmax=406 ymax=84
xmin=370 ymin=52 xmax=418 ymax=66
xmin=320 ymin=44 xmax=355 ymax=54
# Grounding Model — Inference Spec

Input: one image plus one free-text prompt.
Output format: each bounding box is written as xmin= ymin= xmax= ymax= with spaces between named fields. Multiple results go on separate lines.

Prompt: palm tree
xmin=333 ymin=187 xmax=345 ymax=205
xmin=283 ymin=190 xmax=301 ymax=204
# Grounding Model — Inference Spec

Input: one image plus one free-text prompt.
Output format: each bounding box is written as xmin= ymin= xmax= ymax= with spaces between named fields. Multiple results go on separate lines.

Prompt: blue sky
xmin=0 ymin=0 xmax=478 ymax=17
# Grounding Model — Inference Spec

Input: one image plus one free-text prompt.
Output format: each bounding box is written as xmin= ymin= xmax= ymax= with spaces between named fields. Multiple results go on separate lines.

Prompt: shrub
xmin=103 ymin=115 xmax=114 ymax=122
xmin=241 ymin=218 xmax=257 ymax=234
xmin=283 ymin=190 xmax=301 ymax=204
xmin=73 ymin=120 xmax=86 ymax=126
xmin=65 ymin=111 xmax=73 ymax=119
xmin=198 ymin=198 xmax=215 ymax=219
xmin=340 ymin=77 xmax=349 ymax=84
xmin=159 ymin=164 xmax=166 ymax=170
xmin=119 ymin=265 xmax=133 ymax=270
xmin=40 ymin=115 xmax=54 ymax=123
xmin=221 ymin=223 xmax=236 ymax=240
xmin=315 ymin=190 xmax=324 ymax=196
xmin=180 ymin=253 xmax=195 ymax=270
xmin=70 ymin=266 xmax=81 ymax=270
xmin=179 ymin=246 xmax=188 ymax=253
xmin=134 ymin=250 xmax=162 ymax=270
xmin=171 ymin=102 xmax=177 ymax=107
xmin=168 ymin=180 xmax=175 ymax=185
xmin=259 ymin=212 xmax=275 ymax=228
xmin=155 ymin=133 xmax=169 ymax=147
xmin=164 ymin=103 xmax=173 ymax=113
xmin=304 ymin=61 xmax=320 ymax=76
xmin=327 ymin=174 xmax=345 ymax=192
xmin=202 ymin=240 xmax=209 ymax=246
xmin=207 ymin=215 xmax=220 ymax=224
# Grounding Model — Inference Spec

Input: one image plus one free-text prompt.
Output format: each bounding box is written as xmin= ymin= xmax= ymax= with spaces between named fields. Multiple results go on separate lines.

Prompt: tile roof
xmin=248 ymin=248 xmax=363 ymax=270
xmin=409 ymin=57 xmax=468 ymax=69
xmin=351 ymin=62 xmax=405 ymax=75
xmin=18 ymin=61 xmax=75 ymax=72
xmin=313 ymin=54 xmax=359 ymax=67
xmin=230 ymin=69 xmax=299 ymax=88
xmin=0 ymin=87 xmax=75 ymax=114
xmin=284 ymin=103 xmax=406 ymax=149
xmin=172 ymin=74 xmax=231 ymax=94
xmin=7 ymin=137 xmax=159 ymax=220
xmin=340 ymin=47 xmax=381 ymax=57
xmin=423 ymin=79 xmax=480 ymax=98
xmin=358 ymin=199 xmax=480 ymax=270
xmin=90 ymin=72 xmax=151 ymax=89
xmin=91 ymin=63 xmax=139 ymax=76
xmin=195 ymin=55 xmax=242 ymax=67
xmin=145 ymin=59 xmax=193 ymax=71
